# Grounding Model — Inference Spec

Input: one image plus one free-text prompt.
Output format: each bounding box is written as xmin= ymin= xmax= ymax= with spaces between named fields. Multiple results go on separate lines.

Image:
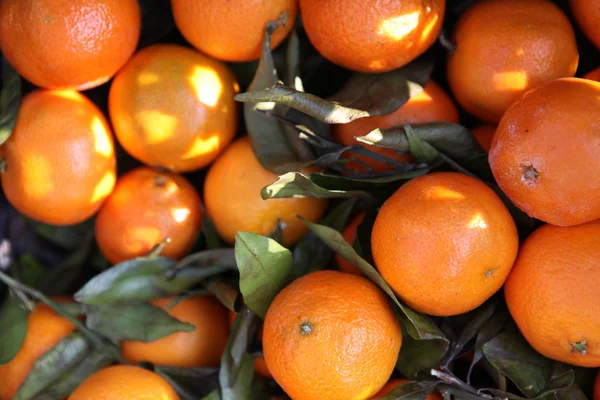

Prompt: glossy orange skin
xmin=372 ymin=172 xmax=519 ymax=317
xmin=332 ymin=81 xmax=459 ymax=174
xmin=300 ymin=0 xmax=445 ymax=73
xmin=504 ymin=220 xmax=600 ymax=367
xmin=583 ymin=67 xmax=600 ymax=82
xmin=263 ymin=270 xmax=402 ymax=400
xmin=70 ymin=365 xmax=179 ymax=400
xmin=0 ymin=301 xmax=75 ymax=400
xmin=109 ymin=44 xmax=239 ymax=172
xmin=121 ymin=296 xmax=229 ymax=368
xmin=0 ymin=0 xmax=140 ymax=90
xmin=172 ymin=0 xmax=298 ymax=62
xmin=1 ymin=90 xmax=116 ymax=225
xmin=489 ymin=78 xmax=600 ymax=227
xmin=204 ymin=137 xmax=328 ymax=245
xmin=95 ymin=167 xmax=203 ymax=265
xmin=448 ymin=0 xmax=578 ymax=123
xmin=335 ymin=212 xmax=366 ymax=275
xmin=471 ymin=125 xmax=496 ymax=152
xmin=571 ymin=0 xmax=600 ymax=50
xmin=227 ymin=311 xmax=272 ymax=378
xmin=372 ymin=379 xmax=442 ymax=399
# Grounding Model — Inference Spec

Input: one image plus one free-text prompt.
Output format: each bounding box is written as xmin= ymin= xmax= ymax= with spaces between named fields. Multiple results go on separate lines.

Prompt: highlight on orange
xmin=109 ymin=44 xmax=239 ymax=172
xmin=0 ymin=90 xmax=116 ymax=226
xmin=331 ymin=80 xmax=459 ymax=174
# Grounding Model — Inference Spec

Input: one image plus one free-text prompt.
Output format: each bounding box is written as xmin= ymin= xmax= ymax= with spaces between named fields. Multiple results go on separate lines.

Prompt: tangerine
xmin=471 ymin=125 xmax=497 ymax=152
xmin=571 ymin=0 xmax=600 ymax=50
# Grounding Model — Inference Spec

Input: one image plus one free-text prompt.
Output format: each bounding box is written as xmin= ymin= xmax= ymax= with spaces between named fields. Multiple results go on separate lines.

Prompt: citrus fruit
xmin=171 ymin=0 xmax=298 ymax=62
xmin=489 ymin=78 xmax=600 ymax=227
xmin=0 ymin=90 xmax=116 ymax=225
xmin=471 ymin=125 xmax=496 ymax=152
xmin=447 ymin=0 xmax=578 ymax=123
xmin=373 ymin=379 xmax=442 ymax=399
xmin=335 ymin=212 xmax=366 ymax=275
xmin=372 ymin=172 xmax=519 ymax=317
xmin=0 ymin=300 xmax=75 ymax=400
xmin=227 ymin=311 xmax=272 ymax=378
xmin=583 ymin=67 xmax=600 ymax=82
xmin=300 ymin=0 xmax=446 ymax=73
xmin=331 ymin=80 xmax=459 ymax=174
xmin=204 ymin=136 xmax=328 ymax=245
xmin=121 ymin=296 xmax=229 ymax=367
xmin=69 ymin=365 xmax=179 ymax=400
xmin=95 ymin=167 xmax=203 ymax=264
xmin=109 ymin=44 xmax=239 ymax=172
xmin=571 ymin=0 xmax=600 ymax=50
xmin=263 ymin=270 xmax=402 ymax=400
xmin=0 ymin=0 xmax=140 ymax=90
xmin=504 ymin=220 xmax=600 ymax=367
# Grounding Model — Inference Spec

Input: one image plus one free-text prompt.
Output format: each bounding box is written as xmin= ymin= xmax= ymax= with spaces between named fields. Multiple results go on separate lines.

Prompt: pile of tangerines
xmin=0 ymin=0 xmax=599 ymax=399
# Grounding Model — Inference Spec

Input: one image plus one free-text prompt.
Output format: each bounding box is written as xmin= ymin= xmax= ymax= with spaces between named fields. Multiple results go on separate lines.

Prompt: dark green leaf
xmin=157 ymin=366 xmax=220 ymax=400
xmin=309 ymin=167 xmax=432 ymax=192
xmin=0 ymin=59 xmax=20 ymax=145
xmin=467 ymin=309 xmax=510 ymax=383
xmin=202 ymin=390 xmax=221 ymax=400
xmin=27 ymin=218 xmax=94 ymax=250
xmin=201 ymin=215 xmax=225 ymax=250
xmin=0 ymin=293 xmax=28 ymax=365
xmin=374 ymin=380 xmax=439 ymax=400
xmin=396 ymin=329 xmax=449 ymax=378
xmin=404 ymin=125 xmax=440 ymax=164
xmin=14 ymin=333 xmax=89 ymax=400
xmin=205 ymin=279 xmax=240 ymax=312
xmin=480 ymin=370 xmax=575 ymax=400
xmin=285 ymin=29 xmax=301 ymax=89
xmin=261 ymin=172 xmax=371 ymax=199
xmin=18 ymin=254 xmax=45 ymax=289
xmin=169 ymin=248 xmax=237 ymax=278
xmin=234 ymin=232 xmax=294 ymax=318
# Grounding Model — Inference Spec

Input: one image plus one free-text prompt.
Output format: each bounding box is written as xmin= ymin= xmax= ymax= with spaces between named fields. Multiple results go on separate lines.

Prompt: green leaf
xmin=467 ymin=309 xmax=510 ymax=383
xmin=261 ymin=172 xmax=371 ymax=199
xmin=482 ymin=332 xmax=553 ymax=397
xmin=374 ymin=380 xmax=439 ymax=400
xmin=75 ymin=256 xmax=228 ymax=305
xmin=156 ymin=366 xmax=220 ymax=400
xmin=285 ymin=28 xmax=301 ymax=89
xmin=18 ymin=254 xmax=45 ymax=288
xmin=404 ymin=125 xmax=440 ymax=164
xmin=14 ymin=333 xmax=89 ymax=400
xmin=309 ymin=167 xmax=432 ymax=192
xmin=170 ymin=249 xmax=237 ymax=278
xmin=480 ymin=370 xmax=575 ymax=399
xmin=202 ymin=390 xmax=222 ymax=400
xmin=201 ymin=216 xmax=225 ymax=250
xmin=234 ymin=232 xmax=294 ymax=318
xmin=205 ymin=279 xmax=240 ymax=312
xmin=0 ymin=59 xmax=21 ymax=145
xmin=84 ymin=303 xmax=194 ymax=343
xmin=396 ymin=329 xmax=450 ymax=379
xmin=0 ymin=293 xmax=28 ymax=365
xmin=27 ymin=217 xmax=94 ymax=250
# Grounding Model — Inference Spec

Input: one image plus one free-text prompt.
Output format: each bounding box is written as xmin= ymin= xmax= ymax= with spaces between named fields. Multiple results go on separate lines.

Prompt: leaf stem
xmin=431 ymin=369 xmax=478 ymax=394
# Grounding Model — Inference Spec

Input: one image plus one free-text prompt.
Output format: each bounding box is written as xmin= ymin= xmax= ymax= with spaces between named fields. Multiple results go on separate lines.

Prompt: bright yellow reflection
xmin=126 ymin=226 xmax=163 ymax=253
xmin=52 ymin=90 xmax=83 ymax=102
xmin=492 ymin=71 xmax=528 ymax=91
xmin=468 ymin=213 xmax=488 ymax=229
xmin=137 ymin=110 xmax=179 ymax=145
xmin=90 ymin=171 xmax=116 ymax=203
xmin=91 ymin=117 xmax=113 ymax=157
xmin=425 ymin=186 xmax=466 ymax=200
xmin=188 ymin=66 xmax=223 ymax=107
xmin=420 ymin=14 xmax=439 ymax=42
xmin=171 ymin=207 xmax=191 ymax=223
xmin=24 ymin=154 xmax=53 ymax=198
xmin=181 ymin=134 xmax=220 ymax=159
xmin=378 ymin=11 xmax=421 ymax=41
xmin=137 ymin=72 xmax=160 ymax=85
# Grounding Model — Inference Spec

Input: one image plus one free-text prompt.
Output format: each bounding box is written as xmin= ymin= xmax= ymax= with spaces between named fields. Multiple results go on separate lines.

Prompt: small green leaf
xmin=373 ymin=380 xmax=439 ymax=400
xmin=396 ymin=330 xmax=450 ymax=378
xmin=404 ymin=125 xmax=440 ymax=164
xmin=261 ymin=172 xmax=371 ymax=199
xmin=0 ymin=293 xmax=28 ymax=365
xmin=14 ymin=333 xmax=89 ymax=400
xmin=0 ymin=59 xmax=21 ymax=145
xmin=234 ymin=232 xmax=294 ymax=318
xmin=205 ymin=279 xmax=240 ymax=312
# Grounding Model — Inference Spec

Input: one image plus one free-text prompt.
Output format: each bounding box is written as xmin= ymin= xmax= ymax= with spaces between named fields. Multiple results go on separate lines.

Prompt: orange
xmin=571 ymin=0 xmax=600 ymax=50
xmin=583 ymin=67 xmax=600 ymax=82
xmin=299 ymin=0 xmax=445 ymax=73
xmin=0 ymin=90 xmax=116 ymax=225
xmin=471 ymin=125 xmax=496 ymax=152
xmin=0 ymin=0 xmax=140 ymax=90
xmin=172 ymin=0 xmax=298 ymax=62
xmin=69 ymin=365 xmax=179 ymax=400
xmin=95 ymin=167 xmax=203 ymax=264
xmin=204 ymin=136 xmax=328 ymax=245
xmin=109 ymin=44 xmax=239 ymax=172
xmin=331 ymin=81 xmax=460 ymax=174
xmin=121 ymin=296 xmax=229 ymax=367
xmin=504 ymin=220 xmax=600 ymax=367
xmin=335 ymin=212 xmax=366 ymax=275
xmin=0 ymin=300 xmax=75 ymax=400
xmin=372 ymin=379 xmax=442 ymax=399
xmin=263 ymin=270 xmax=402 ymax=400
xmin=489 ymin=78 xmax=600 ymax=227
xmin=227 ymin=311 xmax=272 ymax=378
xmin=447 ymin=0 xmax=578 ymax=123
xmin=371 ymin=172 xmax=518 ymax=317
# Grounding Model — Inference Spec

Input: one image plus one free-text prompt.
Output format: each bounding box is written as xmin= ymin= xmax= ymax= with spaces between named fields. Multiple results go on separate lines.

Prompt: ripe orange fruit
xmin=372 ymin=172 xmax=518 ymax=317
xmin=95 ymin=167 xmax=203 ymax=265
xmin=121 ymin=296 xmax=229 ymax=367
xmin=0 ymin=0 xmax=140 ymax=90
xmin=109 ymin=44 xmax=239 ymax=172
xmin=447 ymin=0 xmax=578 ymax=123
xmin=0 ymin=300 xmax=75 ymax=400
xmin=331 ymin=81 xmax=459 ymax=174
xmin=471 ymin=125 xmax=496 ymax=152
xmin=335 ymin=212 xmax=366 ymax=275
xmin=69 ymin=365 xmax=179 ymax=400
xmin=373 ymin=379 xmax=442 ymax=399
xmin=171 ymin=0 xmax=298 ymax=62
xmin=263 ymin=270 xmax=402 ymax=400
xmin=300 ymin=0 xmax=445 ymax=73
xmin=204 ymin=136 xmax=328 ymax=245
xmin=504 ymin=220 xmax=600 ymax=367
xmin=227 ymin=311 xmax=272 ymax=378
xmin=583 ymin=67 xmax=600 ymax=82
xmin=489 ymin=78 xmax=600 ymax=227
xmin=571 ymin=0 xmax=600 ymax=50
xmin=0 ymin=90 xmax=116 ymax=225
